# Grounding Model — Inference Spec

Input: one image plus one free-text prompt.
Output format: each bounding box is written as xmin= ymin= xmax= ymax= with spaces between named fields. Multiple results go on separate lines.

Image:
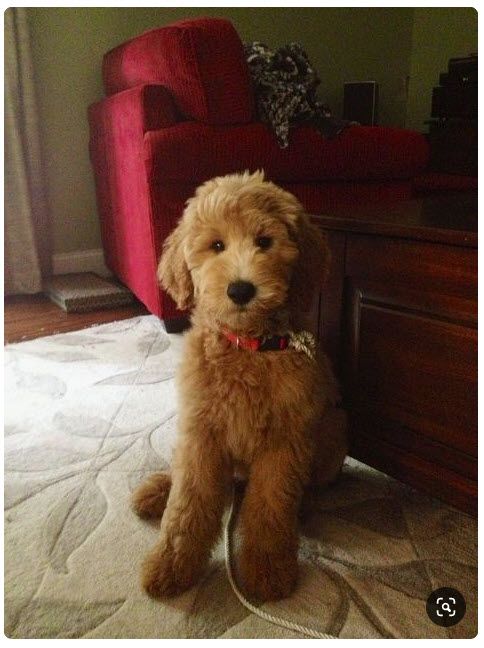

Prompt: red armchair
xmin=88 ymin=17 xmax=429 ymax=329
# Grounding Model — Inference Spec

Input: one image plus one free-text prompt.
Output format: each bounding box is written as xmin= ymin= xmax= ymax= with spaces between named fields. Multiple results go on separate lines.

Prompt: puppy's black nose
xmin=227 ymin=281 xmax=256 ymax=305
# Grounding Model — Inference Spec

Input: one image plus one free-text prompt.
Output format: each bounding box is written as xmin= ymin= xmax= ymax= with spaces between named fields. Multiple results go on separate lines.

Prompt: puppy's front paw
xmin=239 ymin=543 xmax=298 ymax=602
xmin=141 ymin=542 xmax=203 ymax=599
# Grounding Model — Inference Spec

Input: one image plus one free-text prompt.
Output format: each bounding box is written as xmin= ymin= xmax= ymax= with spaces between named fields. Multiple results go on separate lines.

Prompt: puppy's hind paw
xmin=131 ymin=472 xmax=171 ymax=519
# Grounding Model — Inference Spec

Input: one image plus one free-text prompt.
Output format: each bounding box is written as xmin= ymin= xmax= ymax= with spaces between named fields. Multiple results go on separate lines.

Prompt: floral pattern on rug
xmin=4 ymin=316 xmax=477 ymax=638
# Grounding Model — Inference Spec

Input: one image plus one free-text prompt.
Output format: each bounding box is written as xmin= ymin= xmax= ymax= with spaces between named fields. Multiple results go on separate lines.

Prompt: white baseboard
xmin=52 ymin=248 xmax=111 ymax=278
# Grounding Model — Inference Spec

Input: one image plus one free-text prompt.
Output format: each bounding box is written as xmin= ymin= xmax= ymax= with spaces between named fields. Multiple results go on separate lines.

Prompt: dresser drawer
xmin=342 ymin=234 xmax=477 ymax=514
xmin=346 ymin=293 xmax=477 ymax=457
xmin=345 ymin=235 xmax=477 ymax=325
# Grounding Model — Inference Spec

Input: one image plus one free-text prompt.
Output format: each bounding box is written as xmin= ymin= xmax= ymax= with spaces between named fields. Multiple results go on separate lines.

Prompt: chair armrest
xmin=88 ymin=84 xmax=179 ymax=317
xmin=88 ymin=84 xmax=178 ymax=135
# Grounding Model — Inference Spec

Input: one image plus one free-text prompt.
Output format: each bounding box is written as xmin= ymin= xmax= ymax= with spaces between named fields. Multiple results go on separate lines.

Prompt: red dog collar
xmin=222 ymin=328 xmax=289 ymax=352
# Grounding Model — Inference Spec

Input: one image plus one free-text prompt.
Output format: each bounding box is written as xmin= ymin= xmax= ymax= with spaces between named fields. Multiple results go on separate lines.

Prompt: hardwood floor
xmin=4 ymin=294 xmax=149 ymax=344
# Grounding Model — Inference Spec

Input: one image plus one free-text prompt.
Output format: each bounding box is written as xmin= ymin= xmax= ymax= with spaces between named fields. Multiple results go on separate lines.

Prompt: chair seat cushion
xmin=103 ymin=18 xmax=254 ymax=125
xmin=413 ymin=172 xmax=477 ymax=193
xmin=144 ymin=123 xmax=429 ymax=184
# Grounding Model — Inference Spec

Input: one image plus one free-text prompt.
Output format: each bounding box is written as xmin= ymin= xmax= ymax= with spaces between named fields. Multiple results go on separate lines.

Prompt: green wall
xmin=406 ymin=7 xmax=478 ymax=131
xmin=27 ymin=7 xmax=473 ymax=256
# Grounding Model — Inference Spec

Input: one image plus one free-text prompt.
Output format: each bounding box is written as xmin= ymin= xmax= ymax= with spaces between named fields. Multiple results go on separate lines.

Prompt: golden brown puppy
xmin=133 ymin=171 xmax=347 ymax=601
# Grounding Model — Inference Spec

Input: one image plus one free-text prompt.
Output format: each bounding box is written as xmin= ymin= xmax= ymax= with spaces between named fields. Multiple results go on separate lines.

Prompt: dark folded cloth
xmin=244 ymin=41 xmax=351 ymax=148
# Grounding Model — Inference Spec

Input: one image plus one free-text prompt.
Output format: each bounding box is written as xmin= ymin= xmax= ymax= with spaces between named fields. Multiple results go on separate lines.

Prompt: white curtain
xmin=4 ymin=7 xmax=50 ymax=294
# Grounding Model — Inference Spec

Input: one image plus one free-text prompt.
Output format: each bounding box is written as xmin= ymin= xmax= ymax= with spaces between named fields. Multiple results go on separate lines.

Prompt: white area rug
xmin=4 ymin=316 xmax=477 ymax=638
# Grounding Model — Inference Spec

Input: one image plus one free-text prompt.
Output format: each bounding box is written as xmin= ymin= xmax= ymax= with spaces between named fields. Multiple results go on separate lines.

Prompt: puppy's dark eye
xmin=256 ymin=236 xmax=272 ymax=250
xmin=211 ymin=240 xmax=225 ymax=253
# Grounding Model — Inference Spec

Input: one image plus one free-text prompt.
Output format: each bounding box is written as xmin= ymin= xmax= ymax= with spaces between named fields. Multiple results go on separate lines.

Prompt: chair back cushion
xmin=102 ymin=17 xmax=254 ymax=125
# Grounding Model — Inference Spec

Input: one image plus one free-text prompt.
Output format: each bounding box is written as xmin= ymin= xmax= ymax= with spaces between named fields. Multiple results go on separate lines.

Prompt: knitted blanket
xmin=244 ymin=41 xmax=350 ymax=148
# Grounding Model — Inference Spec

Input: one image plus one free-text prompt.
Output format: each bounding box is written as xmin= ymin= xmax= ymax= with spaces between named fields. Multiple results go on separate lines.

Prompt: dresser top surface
xmin=312 ymin=192 xmax=477 ymax=247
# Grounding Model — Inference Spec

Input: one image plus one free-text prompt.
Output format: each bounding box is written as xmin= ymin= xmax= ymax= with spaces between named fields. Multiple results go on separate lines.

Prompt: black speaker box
xmin=343 ymin=81 xmax=379 ymax=126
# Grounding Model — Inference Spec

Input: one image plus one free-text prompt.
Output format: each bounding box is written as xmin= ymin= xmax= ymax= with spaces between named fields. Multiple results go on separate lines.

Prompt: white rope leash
xmin=223 ymin=488 xmax=337 ymax=639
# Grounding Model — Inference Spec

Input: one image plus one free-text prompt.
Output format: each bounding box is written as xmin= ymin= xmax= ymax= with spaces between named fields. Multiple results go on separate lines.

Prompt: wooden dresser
xmin=313 ymin=193 xmax=477 ymax=516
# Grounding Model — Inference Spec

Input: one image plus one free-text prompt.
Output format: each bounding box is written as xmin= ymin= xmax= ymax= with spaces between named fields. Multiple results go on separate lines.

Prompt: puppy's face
xmin=185 ymin=193 xmax=298 ymax=331
xmin=158 ymin=172 xmax=329 ymax=333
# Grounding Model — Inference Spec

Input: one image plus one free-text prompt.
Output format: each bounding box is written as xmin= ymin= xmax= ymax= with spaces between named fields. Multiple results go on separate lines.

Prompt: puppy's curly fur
xmin=133 ymin=171 xmax=347 ymax=602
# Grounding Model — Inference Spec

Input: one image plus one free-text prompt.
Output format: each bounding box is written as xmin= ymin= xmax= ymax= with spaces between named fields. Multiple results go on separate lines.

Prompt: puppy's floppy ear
xmin=254 ymin=180 xmax=330 ymax=313
xmin=289 ymin=213 xmax=331 ymax=313
xmin=157 ymin=218 xmax=194 ymax=311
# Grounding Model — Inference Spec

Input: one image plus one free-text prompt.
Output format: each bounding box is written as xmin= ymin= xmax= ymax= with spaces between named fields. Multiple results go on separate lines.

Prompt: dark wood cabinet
xmin=313 ymin=193 xmax=477 ymax=516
